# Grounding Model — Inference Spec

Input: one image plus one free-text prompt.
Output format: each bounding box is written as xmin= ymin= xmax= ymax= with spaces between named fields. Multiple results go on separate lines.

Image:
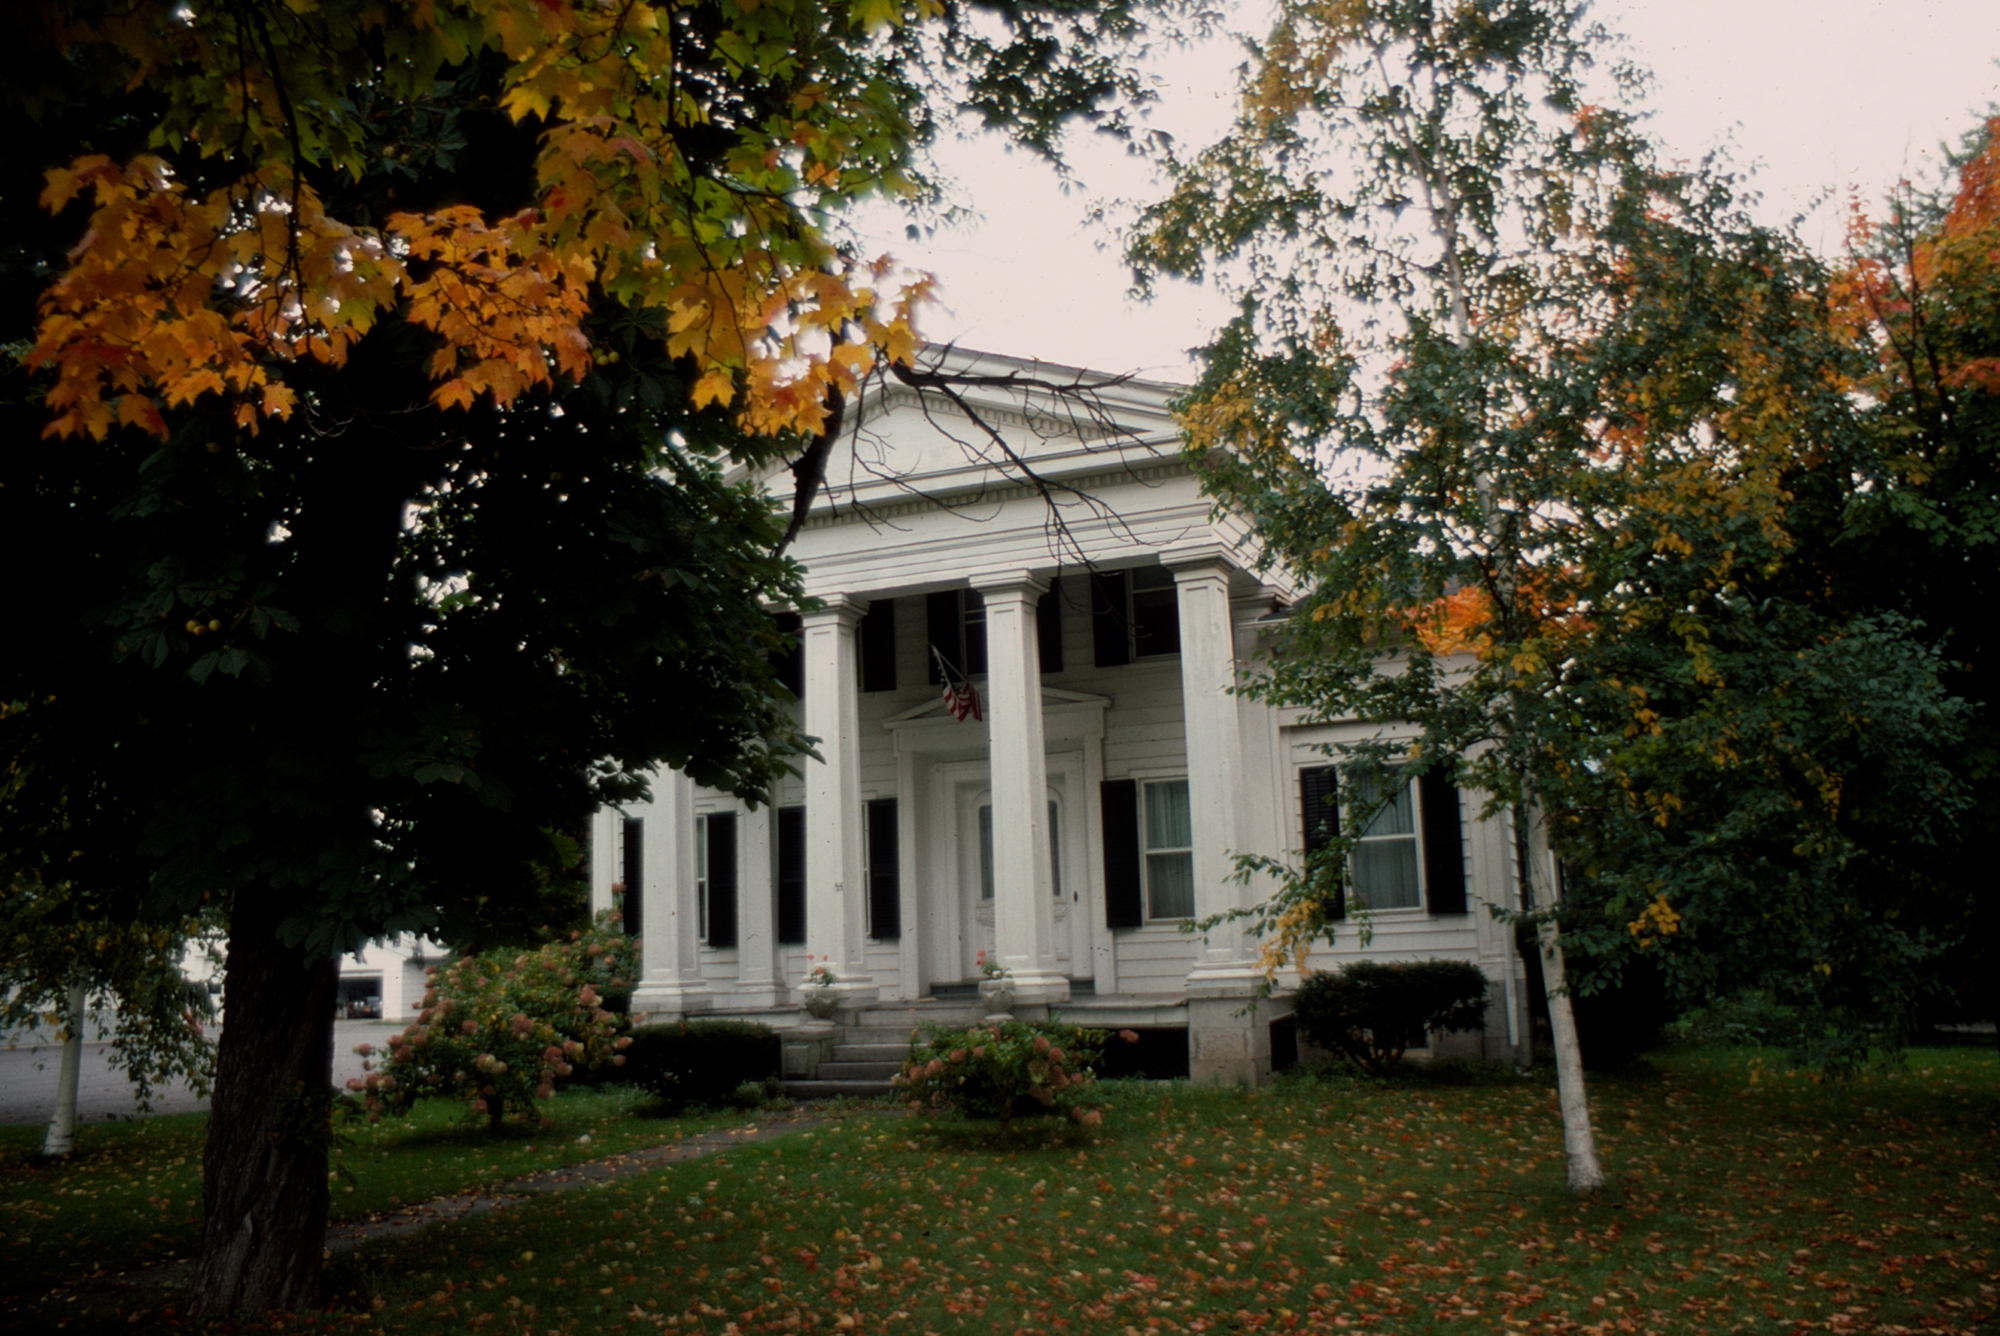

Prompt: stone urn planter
xmin=802 ymin=989 xmax=840 ymax=1021
xmin=977 ymin=978 xmax=1016 ymax=1016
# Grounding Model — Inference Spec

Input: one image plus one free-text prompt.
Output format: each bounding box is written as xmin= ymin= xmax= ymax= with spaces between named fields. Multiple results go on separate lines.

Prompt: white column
xmin=974 ymin=573 xmax=1069 ymax=1006
xmin=734 ymin=803 xmax=782 ymax=1009
xmin=588 ymin=807 xmax=621 ymax=920
xmin=1173 ymin=559 xmax=1270 ymax=1084
xmin=631 ymin=769 xmax=711 ymax=1017
xmin=802 ymin=597 xmax=878 ymax=1004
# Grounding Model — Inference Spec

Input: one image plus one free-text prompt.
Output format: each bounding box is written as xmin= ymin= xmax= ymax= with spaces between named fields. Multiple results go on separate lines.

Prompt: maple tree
xmin=1 ymin=0 xmax=1185 ymax=1315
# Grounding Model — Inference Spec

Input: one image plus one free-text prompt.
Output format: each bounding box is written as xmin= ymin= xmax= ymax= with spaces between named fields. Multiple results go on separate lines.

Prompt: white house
xmin=590 ymin=349 xmax=1535 ymax=1083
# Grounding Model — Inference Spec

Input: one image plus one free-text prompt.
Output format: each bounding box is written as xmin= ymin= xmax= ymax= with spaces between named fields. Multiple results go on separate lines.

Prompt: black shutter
xmin=776 ymin=805 xmax=806 ymax=945
xmin=1513 ymin=807 xmax=1536 ymax=909
xmin=1300 ymin=767 xmax=1343 ymax=922
xmin=867 ymin=798 xmax=900 ymax=941
xmin=1101 ymin=778 xmax=1143 ymax=929
xmin=620 ymin=817 xmax=644 ymax=937
xmin=771 ymin=612 xmax=803 ymax=698
xmin=1418 ymin=769 xmax=1467 ymax=915
xmin=706 ymin=813 xmax=739 ymax=947
xmin=926 ymin=590 xmax=959 ymax=685
xmin=1037 ymin=584 xmax=1063 ymax=675
xmin=1090 ymin=571 xmax=1130 ymax=667
xmin=860 ymin=597 xmax=897 ymax=693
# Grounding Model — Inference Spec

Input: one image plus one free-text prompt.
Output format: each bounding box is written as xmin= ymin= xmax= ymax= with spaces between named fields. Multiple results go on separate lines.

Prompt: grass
xmin=0 ymin=1084 xmax=758 ymax=1309
xmin=9 ymin=1045 xmax=1998 ymax=1334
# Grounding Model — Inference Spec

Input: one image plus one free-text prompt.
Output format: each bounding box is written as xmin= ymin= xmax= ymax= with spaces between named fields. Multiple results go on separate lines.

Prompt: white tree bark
xmin=1536 ymin=918 xmax=1606 ymax=1193
xmin=41 ymin=981 xmax=87 ymax=1158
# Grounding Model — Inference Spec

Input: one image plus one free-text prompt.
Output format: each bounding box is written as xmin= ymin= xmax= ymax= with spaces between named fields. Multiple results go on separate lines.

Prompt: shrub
xmin=620 ymin=1019 xmax=781 ymax=1111
xmin=897 ymin=1019 xmax=1136 ymax=1141
xmin=1291 ymin=959 xmax=1488 ymax=1074
xmin=358 ymin=910 xmax=637 ymax=1130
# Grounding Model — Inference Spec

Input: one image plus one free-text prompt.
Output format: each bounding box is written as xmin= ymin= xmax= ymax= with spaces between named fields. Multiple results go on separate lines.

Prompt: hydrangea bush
xmin=896 ymin=1019 xmax=1137 ymax=1141
xmin=353 ymin=910 xmax=637 ymax=1129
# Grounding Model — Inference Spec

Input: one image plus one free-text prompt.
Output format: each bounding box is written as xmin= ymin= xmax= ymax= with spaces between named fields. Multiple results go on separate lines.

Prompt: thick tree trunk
xmin=1537 ymin=917 xmax=1606 ymax=1195
xmin=186 ymin=896 xmax=339 ymax=1319
xmin=41 ymin=981 xmax=86 ymax=1158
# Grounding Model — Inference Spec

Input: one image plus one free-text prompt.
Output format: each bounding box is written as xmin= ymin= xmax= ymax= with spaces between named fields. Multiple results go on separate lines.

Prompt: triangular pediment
xmin=883 ymin=685 xmax=1111 ymax=727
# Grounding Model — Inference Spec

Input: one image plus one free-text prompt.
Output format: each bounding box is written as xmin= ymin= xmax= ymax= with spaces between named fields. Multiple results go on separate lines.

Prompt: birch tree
xmin=1131 ymin=0 xmax=1663 ymax=1194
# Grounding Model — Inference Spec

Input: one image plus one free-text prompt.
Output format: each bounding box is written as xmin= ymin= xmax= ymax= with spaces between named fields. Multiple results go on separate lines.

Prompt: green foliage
xmin=0 ymin=867 xmax=216 ymax=1111
xmin=897 ymin=1019 xmax=1131 ymax=1137
xmin=1291 ymin=959 xmax=1488 ymax=1074
xmin=1130 ymin=0 xmax=1991 ymax=1070
xmin=364 ymin=912 xmax=636 ymax=1129
xmin=620 ymin=1020 xmax=782 ymax=1112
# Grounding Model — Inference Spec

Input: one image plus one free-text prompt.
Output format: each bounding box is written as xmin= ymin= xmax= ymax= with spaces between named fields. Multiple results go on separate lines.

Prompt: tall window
xmin=619 ymin=817 xmax=644 ymax=937
xmin=927 ymin=589 xmax=987 ymax=681
xmin=696 ymin=812 xmax=738 ymax=947
xmin=1142 ymin=778 xmax=1195 ymax=919
xmin=1348 ymin=769 xmax=1420 ymax=910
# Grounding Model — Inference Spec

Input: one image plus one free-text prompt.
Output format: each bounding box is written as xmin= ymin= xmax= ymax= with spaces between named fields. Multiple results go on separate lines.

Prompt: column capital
xmin=968 ymin=569 xmax=1051 ymax=599
xmin=800 ymin=594 xmax=867 ymax=628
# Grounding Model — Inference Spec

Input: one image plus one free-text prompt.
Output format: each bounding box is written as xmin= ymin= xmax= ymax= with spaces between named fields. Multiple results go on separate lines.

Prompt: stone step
xmin=818 ymin=1059 xmax=902 ymax=1081
xmin=783 ymin=1078 xmax=895 ymax=1100
xmin=830 ymin=1043 xmax=907 ymax=1063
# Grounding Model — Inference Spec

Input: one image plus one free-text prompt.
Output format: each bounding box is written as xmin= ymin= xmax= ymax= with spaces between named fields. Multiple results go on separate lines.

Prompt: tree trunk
xmin=1537 ymin=918 xmax=1606 ymax=1195
xmin=186 ymin=895 xmax=339 ymax=1319
xmin=41 ymin=980 xmax=86 ymax=1158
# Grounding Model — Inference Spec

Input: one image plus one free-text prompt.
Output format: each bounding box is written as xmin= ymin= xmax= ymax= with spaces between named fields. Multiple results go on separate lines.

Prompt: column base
xmin=1183 ymin=968 xmax=1290 ymax=1088
xmin=1000 ymin=970 xmax=1070 ymax=1007
xmin=631 ymin=977 xmax=713 ymax=1021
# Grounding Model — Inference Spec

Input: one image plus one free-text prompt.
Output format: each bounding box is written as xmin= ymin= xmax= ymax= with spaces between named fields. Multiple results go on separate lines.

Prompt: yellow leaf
xmin=691 ymin=365 xmax=736 ymax=410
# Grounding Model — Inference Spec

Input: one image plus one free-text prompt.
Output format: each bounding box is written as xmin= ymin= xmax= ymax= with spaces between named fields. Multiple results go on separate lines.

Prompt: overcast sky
xmin=855 ymin=0 xmax=2000 ymax=382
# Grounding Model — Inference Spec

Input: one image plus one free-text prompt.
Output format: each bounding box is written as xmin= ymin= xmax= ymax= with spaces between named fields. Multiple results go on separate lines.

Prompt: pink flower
xmin=611 ymin=1054 xmax=626 ymax=1066
xmin=544 ymin=1045 xmax=565 ymax=1065
xmin=925 ymin=1058 xmax=944 ymax=1077
xmin=1048 ymin=1048 xmax=1065 ymax=1064
xmin=1034 ymin=1036 xmax=1051 ymax=1055
xmin=972 ymin=1046 xmax=986 ymax=1058
xmin=460 ymin=1019 xmax=478 ymax=1034
xmin=613 ymin=1035 xmax=632 ymax=1050
xmin=1119 ymin=1030 xmax=1140 ymax=1044
xmin=536 ymin=1082 xmax=554 ymax=1100
xmin=578 ymin=985 xmax=601 ymax=1007
xmin=354 ymin=1042 xmax=375 ymax=1057
xmin=345 ymin=1078 xmax=365 ymax=1092
xmin=471 ymin=1098 xmax=488 ymax=1114
xmin=949 ymin=1049 xmax=967 ymax=1063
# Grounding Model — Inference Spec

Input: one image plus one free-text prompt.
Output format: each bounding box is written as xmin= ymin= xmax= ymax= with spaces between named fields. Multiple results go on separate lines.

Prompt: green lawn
xmin=0 ymin=1084 xmax=750 ymax=1309
xmin=7 ymin=1046 xmax=1996 ymax=1334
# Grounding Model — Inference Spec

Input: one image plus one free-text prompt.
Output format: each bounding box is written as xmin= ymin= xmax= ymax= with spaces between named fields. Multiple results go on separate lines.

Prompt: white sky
xmin=855 ymin=0 xmax=2000 ymax=383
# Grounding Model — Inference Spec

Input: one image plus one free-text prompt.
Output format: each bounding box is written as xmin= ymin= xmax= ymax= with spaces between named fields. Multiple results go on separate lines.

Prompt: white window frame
xmin=1139 ymin=775 xmax=1195 ymax=921
xmin=1345 ymin=765 xmax=1424 ymax=913
xmin=1127 ymin=566 xmax=1180 ymax=660
xmin=694 ymin=813 xmax=712 ymax=943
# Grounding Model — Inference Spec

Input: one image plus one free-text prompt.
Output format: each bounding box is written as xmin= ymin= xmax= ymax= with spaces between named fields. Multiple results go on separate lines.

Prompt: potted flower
xmin=975 ymin=951 xmax=1015 ymax=1016
xmin=800 ymin=954 xmax=840 ymax=1020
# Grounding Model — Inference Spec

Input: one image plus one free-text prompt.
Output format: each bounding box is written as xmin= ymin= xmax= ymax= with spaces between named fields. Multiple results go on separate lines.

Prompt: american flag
xmin=933 ymin=647 xmax=983 ymax=723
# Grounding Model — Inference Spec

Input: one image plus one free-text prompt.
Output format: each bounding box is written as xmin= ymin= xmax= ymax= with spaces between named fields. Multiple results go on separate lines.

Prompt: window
xmin=1348 ymin=769 xmax=1420 ymax=910
xmin=927 ymin=589 xmax=986 ymax=681
xmin=775 ymin=805 xmax=805 ymax=945
xmin=1047 ymin=798 xmax=1062 ymax=898
xmin=619 ymin=817 xmax=644 ymax=937
xmin=865 ymin=798 xmax=900 ymax=940
xmin=696 ymin=812 xmax=738 ymax=947
xmin=860 ymin=598 xmax=897 ymax=693
xmin=1089 ymin=568 xmax=1180 ymax=667
xmin=1297 ymin=764 xmax=1468 ymax=918
xmin=1141 ymin=779 xmax=1195 ymax=919
xmin=769 ymin=612 xmax=803 ymax=697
